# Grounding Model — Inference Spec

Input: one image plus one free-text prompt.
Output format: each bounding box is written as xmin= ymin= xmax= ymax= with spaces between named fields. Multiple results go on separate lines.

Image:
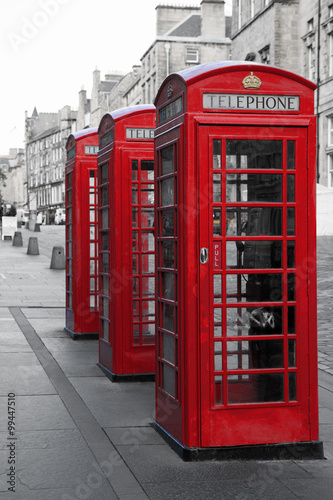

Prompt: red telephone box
xmin=154 ymin=62 xmax=323 ymax=460
xmin=97 ymin=105 xmax=156 ymax=380
xmin=65 ymin=128 xmax=99 ymax=339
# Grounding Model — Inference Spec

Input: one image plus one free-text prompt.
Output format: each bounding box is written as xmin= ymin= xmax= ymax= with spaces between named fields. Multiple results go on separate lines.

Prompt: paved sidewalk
xmin=0 ymin=230 xmax=332 ymax=500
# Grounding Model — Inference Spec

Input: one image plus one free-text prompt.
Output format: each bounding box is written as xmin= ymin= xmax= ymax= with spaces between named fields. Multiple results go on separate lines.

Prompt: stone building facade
xmin=25 ymin=106 xmax=77 ymax=220
xmin=231 ymin=0 xmax=333 ymax=186
xmin=0 ymin=148 xmax=26 ymax=209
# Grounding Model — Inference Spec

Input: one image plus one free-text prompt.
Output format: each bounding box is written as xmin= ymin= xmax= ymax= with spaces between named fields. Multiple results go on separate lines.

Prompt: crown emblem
xmin=167 ymin=84 xmax=174 ymax=99
xmin=242 ymin=72 xmax=262 ymax=90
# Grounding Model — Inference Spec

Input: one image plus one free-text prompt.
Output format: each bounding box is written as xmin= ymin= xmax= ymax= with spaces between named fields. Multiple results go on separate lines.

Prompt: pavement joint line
xmin=9 ymin=306 xmax=149 ymax=500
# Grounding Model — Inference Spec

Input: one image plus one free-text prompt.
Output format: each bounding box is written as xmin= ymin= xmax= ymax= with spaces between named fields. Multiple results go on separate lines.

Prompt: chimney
xmin=201 ymin=0 xmax=225 ymax=39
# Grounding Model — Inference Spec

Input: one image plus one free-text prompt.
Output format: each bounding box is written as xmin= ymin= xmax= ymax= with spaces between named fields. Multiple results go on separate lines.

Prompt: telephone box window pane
xmin=142 ymin=184 xmax=154 ymax=205
xmin=142 ymin=207 xmax=154 ymax=228
xmin=90 ymin=278 xmax=95 ymax=292
xmin=132 ymin=254 xmax=139 ymax=274
xmin=90 ymin=260 xmax=95 ymax=275
xmin=142 ymin=232 xmax=154 ymax=252
xmin=289 ymin=373 xmax=297 ymax=401
xmin=68 ymin=208 xmax=72 ymax=223
xmin=213 ymin=139 xmax=221 ymax=169
xmin=288 ymin=306 xmax=295 ymax=334
xmin=161 ymin=178 xmax=174 ymax=206
xmin=161 ymin=272 xmax=175 ymax=301
xmin=89 ymin=190 xmax=95 ymax=204
xmin=143 ymin=323 xmax=155 ymax=344
xmin=142 ymin=301 xmax=155 ymax=321
xmin=67 ymin=242 xmax=72 ymax=258
xmin=227 ymin=274 xmax=283 ymax=303
xmin=101 ymin=209 xmax=108 ymax=228
xmin=67 ymin=173 xmax=72 ymax=188
xmin=101 ymin=187 xmax=108 ymax=206
xmin=142 ymin=277 xmax=155 ymax=297
xmin=287 ymin=241 xmax=295 ymax=268
xmin=226 ymin=307 xmax=283 ymax=337
xmin=287 ymin=175 xmax=295 ymax=202
xmin=102 ymin=253 xmax=109 ymax=273
xmin=162 ymin=332 xmax=175 ymax=364
xmin=68 ymin=260 xmax=72 ymax=275
xmin=227 ymin=340 xmax=284 ymax=370
xmin=132 ymin=185 xmax=138 ymax=204
xmin=287 ymin=141 xmax=295 ymax=170
xmin=214 ymin=341 xmax=223 ymax=371
xmin=68 ymin=294 xmax=72 ymax=310
xmin=228 ymin=373 xmax=284 ymax=404
xmin=214 ymin=275 xmax=222 ymax=303
xmin=101 ymin=164 xmax=108 ymax=183
xmin=213 ymin=174 xmax=222 ymax=202
xmin=162 ymin=210 xmax=175 ymax=236
xmin=141 ymin=160 xmax=154 ymax=181
xmin=103 ymin=276 xmax=109 ymax=295
xmin=102 ymin=233 xmax=108 ymax=251
xmin=103 ymin=298 xmax=109 ymax=318
xmin=214 ymin=308 xmax=222 ymax=337
xmin=287 ymin=208 xmax=295 ymax=235
xmin=67 ymin=225 xmax=72 ymax=240
xmin=67 ymin=276 xmax=72 ymax=292
xmin=162 ymin=363 xmax=175 ymax=398
xmin=90 ymin=243 xmax=95 ymax=258
xmin=161 ymin=241 xmax=175 ymax=268
xmin=67 ymin=190 xmax=72 ymax=205
xmin=215 ymin=376 xmax=223 ymax=405
xmin=89 ymin=209 xmax=95 ymax=223
xmin=227 ymin=241 xmax=282 ymax=269
xmin=288 ymin=274 xmax=295 ymax=301
xmin=288 ymin=340 xmax=296 ymax=367
xmin=132 ymin=208 xmax=139 ymax=227
xmin=132 ymin=231 xmax=139 ymax=251
xmin=142 ymin=254 xmax=155 ymax=274
xmin=132 ymin=160 xmax=138 ymax=180
xmin=102 ymin=320 xmax=109 ymax=341
xmin=90 ymin=225 xmax=95 ymax=240
xmin=133 ymin=278 xmax=140 ymax=298
xmin=226 ymin=140 xmax=283 ymax=169
xmin=226 ymin=174 xmax=283 ymax=202
xmin=227 ymin=207 xmax=282 ymax=236
xmin=213 ymin=208 xmax=221 ymax=236
xmin=162 ymin=303 xmax=175 ymax=333
xmin=90 ymin=296 xmax=95 ymax=310
xmin=133 ymin=301 xmax=140 ymax=321
xmin=161 ymin=145 xmax=174 ymax=175
xmin=133 ymin=324 xmax=140 ymax=345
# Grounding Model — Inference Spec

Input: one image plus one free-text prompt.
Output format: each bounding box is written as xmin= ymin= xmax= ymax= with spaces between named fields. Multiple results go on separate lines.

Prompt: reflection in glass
xmin=213 ymin=174 xmax=221 ymax=202
xmin=132 ymin=254 xmax=139 ymax=274
xmin=161 ymin=240 xmax=175 ymax=268
xmin=162 ymin=363 xmax=175 ymax=397
xmin=163 ymin=303 xmax=175 ymax=333
xmin=287 ymin=241 xmax=295 ymax=268
xmin=132 ymin=185 xmax=138 ymax=204
xmin=227 ymin=339 xmax=284 ymax=370
xmin=133 ymin=277 xmax=139 ymax=298
xmin=213 ymin=208 xmax=221 ymax=236
xmin=213 ymin=140 xmax=221 ymax=169
xmin=226 ymin=306 xmax=283 ymax=336
xmin=287 ymin=175 xmax=295 ymax=202
xmin=161 ymin=272 xmax=175 ymax=301
xmin=227 ymin=241 xmax=282 ymax=269
xmin=227 ymin=273 xmax=283 ymax=302
xmin=214 ymin=308 xmax=222 ymax=337
xmin=101 ymin=209 xmax=108 ymax=229
xmin=161 ymin=178 xmax=174 ymax=206
xmin=161 ymin=145 xmax=174 ymax=175
xmin=289 ymin=373 xmax=297 ymax=401
xmin=142 ymin=232 xmax=155 ymax=252
xmin=141 ymin=184 xmax=154 ymax=205
xmin=287 ymin=208 xmax=295 ymax=235
xmin=214 ymin=274 xmax=222 ymax=303
xmin=228 ymin=373 xmax=284 ymax=404
xmin=288 ymin=340 xmax=296 ymax=367
xmin=226 ymin=174 xmax=283 ymax=202
xmin=162 ymin=332 xmax=175 ymax=364
xmin=287 ymin=141 xmax=295 ymax=170
xmin=141 ymin=160 xmax=154 ymax=180
xmin=141 ymin=207 xmax=154 ymax=228
xmin=288 ymin=273 xmax=295 ymax=301
xmin=162 ymin=210 xmax=175 ymax=236
xmin=101 ymin=163 xmax=108 ymax=183
xmin=142 ymin=301 xmax=155 ymax=321
xmin=132 ymin=160 xmax=138 ymax=180
xmin=288 ymin=306 xmax=295 ymax=334
xmin=226 ymin=140 xmax=283 ymax=169
xmin=132 ymin=207 xmax=139 ymax=227
xmin=142 ymin=277 xmax=155 ymax=297
xmin=101 ymin=187 xmax=108 ymax=206
xmin=214 ymin=342 xmax=223 ymax=371
xmin=142 ymin=254 xmax=155 ymax=274
xmin=102 ymin=253 xmax=109 ymax=273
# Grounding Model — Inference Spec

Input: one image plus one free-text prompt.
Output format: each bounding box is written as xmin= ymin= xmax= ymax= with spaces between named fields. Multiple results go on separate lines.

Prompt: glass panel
xmin=287 ymin=208 xmax=295 ymax=235
xmin=132 ymin=185 xmax=138 ymax=204
xmin=214 ymin=274 xmax=222 ymax=303
xmin=226 ymin=140 xmax=283 ymax=169
xmin=162 ymin=303 xmax=175 ymax=333
xmin=161 ymin=145 xmax=174 ymax=175
xmin=133 ymin=300 xmax=140 ymax=321
xmin=213 ymin=208 xmax=221 ymax=236
xmin=161 ymin=272 xmax=175 ymax=301
xmin=162 ymin=363 xmax=175 ymax=398
xmin=141 ymin=184 xmax=154 ymax=205
xmin=90 ymin=296 xmax=95 ymax=310
xmin=141 ymin=160 xmax=154 ymax=180
xmin=68 ymin=208 xmax=72 ymax=223
xmin=162 ymin=332 xmax=175 ymax=364
xmin=226 ymin=307 xmax=283 ymax=337
xmin=289 ymin=373 xmax=297 ymax=401
xmin=132 ymin=231 xmax=139 ymax=251
xmin=228 ymin=373 xmax=284 ymax=404
xmin=287 ymin=141 xmax=295 ymax=170
xmin=90 ymin=260 xmax=95 ymax=275
xmin=161 ymin=241 xmax=175 ymax=268
xmin=90 ymin=243 xmax=95 ymax=258
xmin=101 ymin=209 xmax=108 ymax=228
xmin=226 ymin=174 xmax=283 ymax=202
xmin=213 ymin=139 xmax=221 ymax=169
xmin=142 ymin=301 xmax=155 ymax=321
xmin=133 ymin=277 xmax=139 ymax=298
xmin=89 ymin=208 xmax=95 ymax=222
xmin=102 ymin=233 xmax=108 ymax=251
xmin=103 ymin=276 xmax=109 ymax=295
xmin=227 ymin=207 xmax=282 ymax=237
xmin=227 ymin=274 xmax=283 ymax=303
xmin=132 ymin=207 xmax=139 ymax=227
xmin=288 ymin=273 xmax=295 ymax=301
xmin=102 ymin=298 xmax=109 ymax=318
xmin=90 ymin=278 xmax=95 ymax=292
xmin=67 ymin=225 xmax=72 ymax=240
xmin=162 ymin=210 xmax=175 ymax=236
xmin=213 ymin=174 xmax=221 ymax=202
xmin=288 ymin=339 xmax=296 ymax=367
xmin=89 ymin=190 xmax=95 ymax=204
xmin=287 ymin=241 xmax=295 ymax=268
xmin=90 ymin=225 xmax=95 ymax=240
xmin=68 ymin=260 xmax=72 ymax=275
xmin=288 ymin=306 xmax=295 ymax=334
xmin=214 ymin=308 xmax=222 ymax=337
xmin=68 ymin=294 xmax=72 ymax=310
xmin=142 ymin=232 xmax=154 ymax=251
xmin=142 ymin=277 xmax=155 ymax=297
xmin=133 ymin=324 xmax=140 ymax=345
xmin=132 ymin=160 xmax=138 ymax=181
xmin=214 ymin=341 xmax=223 ymax=371
xmin=215 ymin=375 xmax=223 ymax=405
xmin=101 ymin=164 xmax=108 ymax=183
xmin=142 ymin=254 xmax=155 ymax=274
xmin=102 ymin=320 xmax=109 ymax=341
xmin=227 ymin=241 xmax=282 ymax=269
xmin=67 ymin=276 xmax=72 ymax=292
xmin=227 ymin=340 xmax=284 ymax=369
xmin=102 ymin=253 xmax=109 ymax=273
xmin=142 ymin=207 xmax=154 ymax=228
xmin=287 ymin=175 xmax=295 ymax=202
xmin=132 ymin=254 xmax=139 ymax=274
xmin=161 ymin=178 xmax=174 ymax=206
xmin=142 ymin=324 xmax=155 ymax=344
xmin=67 ymin=242 xmax=72 ymax=258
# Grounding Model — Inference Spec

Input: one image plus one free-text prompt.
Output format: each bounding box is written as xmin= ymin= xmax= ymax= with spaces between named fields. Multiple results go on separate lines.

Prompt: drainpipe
xmin=317 ymin=0 xmax=321 ymax=183
xmin=165 ymin=42 xmax=171 ymax=76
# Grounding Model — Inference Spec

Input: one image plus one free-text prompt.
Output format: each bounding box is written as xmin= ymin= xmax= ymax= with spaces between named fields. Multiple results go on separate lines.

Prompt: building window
xmin=308 ymin=19 xmax=314 ymax=32
xmin=329 ymin=33 xmax=333 ymax=77
xmin=329 ymin=4 xmax=333 ymax=17
xmin=238 ymin=0 xmax=242 ymax=29
xmin=308 ymin=45 xmax=316 ymax=81
xmin=264 ymin=0 xmax=270 ymax=6
xmin=251 ymin=0 xmax=255 ymax=18
xmin=259 ymin=45 xmax=270 ymax=64
xmin=328 ymin=154 xmax=333 ymax=187
xmin=186 ymin=47 xmax=199 ymax=64
xmin=328 ymin=116 xmax=333 ymax=146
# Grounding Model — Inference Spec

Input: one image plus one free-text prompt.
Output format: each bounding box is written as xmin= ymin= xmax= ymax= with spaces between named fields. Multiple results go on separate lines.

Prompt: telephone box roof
xmin=99 ymin=104 xmax=155 ymax=131
xmin=66 ymin=127 xmax=98 ymax=149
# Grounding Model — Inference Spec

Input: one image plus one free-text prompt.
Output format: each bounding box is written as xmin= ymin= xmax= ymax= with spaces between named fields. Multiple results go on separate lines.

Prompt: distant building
xmin=25 ymin=106 xmax=77 ymax=221
xmin=0 ymin=148 xmax=26 ymax=209
xmin=231 ymin=0 xmax=333 ymax=186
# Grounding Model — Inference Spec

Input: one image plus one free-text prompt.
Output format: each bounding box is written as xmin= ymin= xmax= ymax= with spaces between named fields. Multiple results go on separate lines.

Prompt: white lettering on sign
xmin=203 ymin=94 xmax=300 ymax=112
xmin=126 ymin=128 xmax=155 ymax=140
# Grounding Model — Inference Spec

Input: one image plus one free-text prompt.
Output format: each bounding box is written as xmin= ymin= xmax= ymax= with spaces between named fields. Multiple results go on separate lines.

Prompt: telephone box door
xmin=198 ymin=124 xmax=312 ymax=447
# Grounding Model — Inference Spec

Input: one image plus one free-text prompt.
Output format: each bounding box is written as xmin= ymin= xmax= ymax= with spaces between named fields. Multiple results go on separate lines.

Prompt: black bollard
xmin=12 ymin=231 xmax=23 ymax=247
xmin=50 ymin=246 xmax=65 ymax=269
xmin=27 ymin=237 xmax=39 ymax=255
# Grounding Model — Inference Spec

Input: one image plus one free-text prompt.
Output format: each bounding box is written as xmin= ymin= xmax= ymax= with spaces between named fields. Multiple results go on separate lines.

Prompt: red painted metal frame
xmin=154 ymin=62 xmax=320 ymax=454
xmin=65 ymin=128 xmax=99 ymax=338
xmin=97 ymin=105 xmax=156 ymax=379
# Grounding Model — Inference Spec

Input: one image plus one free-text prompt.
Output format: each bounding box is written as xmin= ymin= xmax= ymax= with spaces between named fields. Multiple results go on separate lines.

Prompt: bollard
xmin=12 ymin=231 xmax=23 ymax=247
xmin=50 ymin=246 xmax=65 ymax=269
xmin=34 ymin=223 xmax=40 ymax=232
xmin=27 ymin=237 xmax=39 ymax=255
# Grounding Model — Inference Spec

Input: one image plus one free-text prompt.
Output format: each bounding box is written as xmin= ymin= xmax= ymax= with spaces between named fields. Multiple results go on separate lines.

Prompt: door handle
xmin=200 ymin=247 xmax=208 ymax=264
